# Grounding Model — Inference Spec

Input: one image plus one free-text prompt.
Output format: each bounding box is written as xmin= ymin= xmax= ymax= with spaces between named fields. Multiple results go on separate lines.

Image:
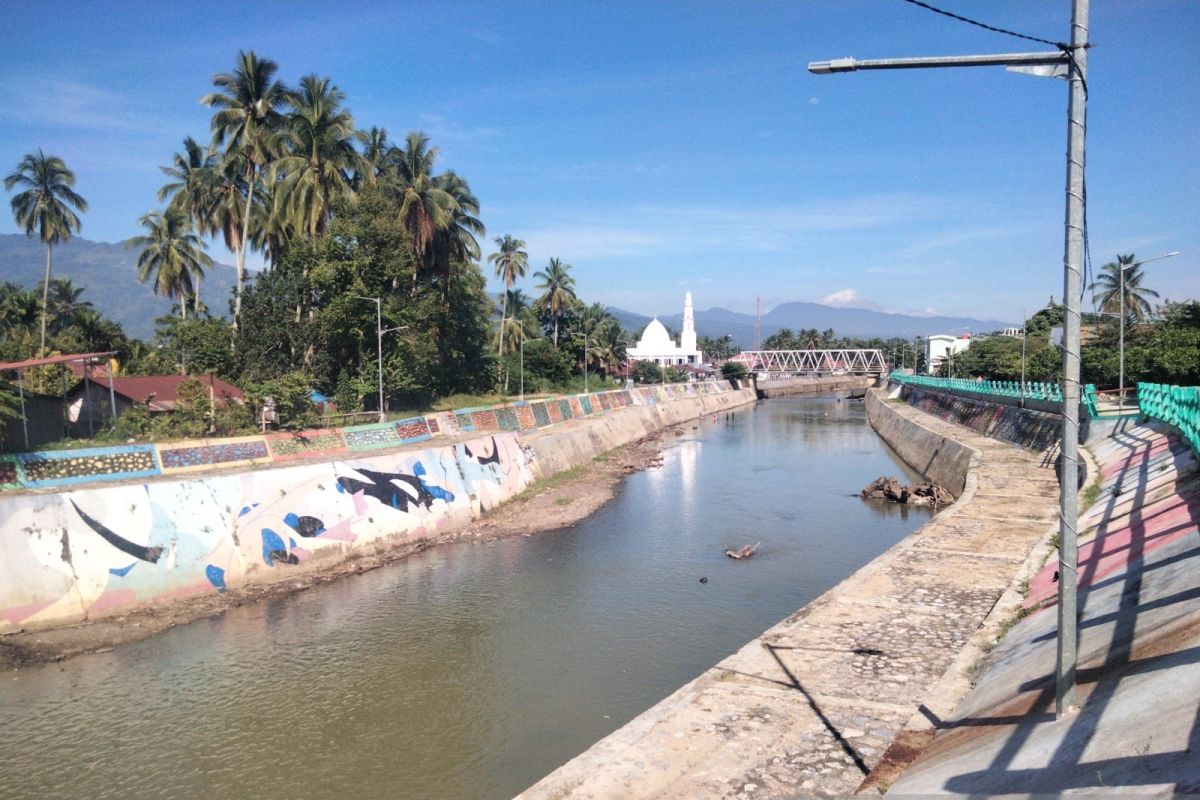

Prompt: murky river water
xmin=1 ymin=397 xmax=930 ymax=800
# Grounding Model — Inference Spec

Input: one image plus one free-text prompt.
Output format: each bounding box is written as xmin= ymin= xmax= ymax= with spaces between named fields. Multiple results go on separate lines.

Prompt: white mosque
xmin=627 ymin=292 xmax=704 ymax=367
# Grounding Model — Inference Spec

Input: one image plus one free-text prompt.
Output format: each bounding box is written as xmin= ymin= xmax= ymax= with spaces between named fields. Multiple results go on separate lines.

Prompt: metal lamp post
xmin=354 ymin=295 xmax=408 ymax=423
xmin=1113 ymin=251 xmax=1179 ymax=415
xmin=811 ymin=0 xmax=1089 ymax=716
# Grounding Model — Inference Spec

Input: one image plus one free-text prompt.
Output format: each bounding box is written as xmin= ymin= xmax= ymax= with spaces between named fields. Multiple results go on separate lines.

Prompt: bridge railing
xmin=1138 ymin=383 xmax=1200 ymax=454
xmin=740 ymin=349 xmax=887 ymax=374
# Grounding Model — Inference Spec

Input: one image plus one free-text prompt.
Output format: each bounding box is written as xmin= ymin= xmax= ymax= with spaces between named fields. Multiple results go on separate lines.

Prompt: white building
xmin=923 ymin=333 xmax=971 ymax=373
xmin=627 ymin=292 xmax=704 ymax=367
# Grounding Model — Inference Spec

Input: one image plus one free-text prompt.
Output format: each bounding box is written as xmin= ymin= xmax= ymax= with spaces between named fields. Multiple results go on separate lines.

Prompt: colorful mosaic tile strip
xmin=579 ymin=396 xmax=593 ymax=414
xmin=454 ymin=412 xmax=475 ymax=433
xmin=531 ymin=402 xmax=551 ymax=426
xmin=159 ymin=439 xmax=270 ymax=470
xmin=19 ymin=445 xmax=160 ymax=487
xmin=267 ymin=430 xmax=347 ymax=460
xmin=394 ymin=417 xmax=432 ymax=442
xmin=342 ymin=422 xmax=402 ymax=452
xmin=557 ymin=399 xmax=573 ymax=420
xmin=424 ymin=415 xmax=442 ymax=435
xmin=569 ymin=397 xmax=584 ymax=418
xmin=492 ymin=407 xmax=519 ymax=432
xmin=546 ymin=400 xmax=563 ymax=424
xmin=470 ymin=409 xmax=499 ymax=432
xmin=0 ymin=456 xmax=20 ymax=489
xmin=515 ymin=404 xmax=537 ymax=430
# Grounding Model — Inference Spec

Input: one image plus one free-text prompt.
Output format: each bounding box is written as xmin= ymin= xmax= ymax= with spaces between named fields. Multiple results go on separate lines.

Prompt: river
xmin=1 ymin=396 xmax=931 ymax=800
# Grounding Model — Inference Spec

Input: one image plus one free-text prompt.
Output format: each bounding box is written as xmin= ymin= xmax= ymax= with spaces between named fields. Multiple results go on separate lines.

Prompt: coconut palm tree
xmin=4 ymin=150 xmax=88 ymax=355
xmin=487 ymin=234 xmax=528 ymax=356
xmin=1091 ymin=253 xmax=1161 ymax=322
xmin=158 ymin=136 xmax=218 ymax=235
xmin=431 ymin=170 xmax=485 ymax=297
xmin=356 ymin=126 xmax=390 ymax=188
xmin=274 ymin=74 xmax=364 ymax=240
xmin=126 ymin=208 xmax=213 ymax=319
xmin=41 ymin=278 xmax=93 ymax=333
xmin=533 ymin=257 xmax=577 ymax=346
xmin=201 ymin=50 xmax=287 ymax=328
xmin=382 ymin=132 xmax=454 ymax=280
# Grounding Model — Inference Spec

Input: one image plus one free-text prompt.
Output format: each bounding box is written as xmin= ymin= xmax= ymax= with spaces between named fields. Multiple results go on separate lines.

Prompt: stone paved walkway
xmin=519 ymin=395 xmax=1059 ymax=799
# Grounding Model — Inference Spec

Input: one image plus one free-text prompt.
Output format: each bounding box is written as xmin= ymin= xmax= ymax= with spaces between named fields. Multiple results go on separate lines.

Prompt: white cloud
xmin=0 ymin=79 xmax=172 ymax=134
xmin=818 ymin=288 xmax=865 ymax=307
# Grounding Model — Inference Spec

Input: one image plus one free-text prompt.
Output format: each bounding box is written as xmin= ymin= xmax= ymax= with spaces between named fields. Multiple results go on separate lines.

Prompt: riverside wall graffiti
xmin=0 ymin=432 xmax=532 ymax=634
xmin=0 ymin=381 xmax=741 ymax=633
xmin=899 ymin=385 xmax=1062 ymax=452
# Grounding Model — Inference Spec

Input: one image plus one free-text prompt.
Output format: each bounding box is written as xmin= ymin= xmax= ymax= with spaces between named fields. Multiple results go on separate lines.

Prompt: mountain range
xmin=2 ymin=233 xmax=1014 ymax=344
xmin=0 ymin=233 xmax=238 ymax=340
xmin=610 ymin=301 xmax=1015 ymax=345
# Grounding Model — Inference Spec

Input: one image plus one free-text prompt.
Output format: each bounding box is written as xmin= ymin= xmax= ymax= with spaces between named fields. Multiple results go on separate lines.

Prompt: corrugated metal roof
xmin=0 ymin=352 xmax=116 ymax=371
xmin=74 ymin=374 xmax=245 ymax=411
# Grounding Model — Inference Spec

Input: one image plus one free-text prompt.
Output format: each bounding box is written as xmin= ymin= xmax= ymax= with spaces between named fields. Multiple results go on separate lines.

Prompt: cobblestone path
xmin=520 ymin=395 xmax=1060 ymax=799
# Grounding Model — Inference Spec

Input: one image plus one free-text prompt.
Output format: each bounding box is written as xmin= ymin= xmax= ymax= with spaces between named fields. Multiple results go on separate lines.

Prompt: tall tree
xmin=1091 ymin=253 xmax=1160 ymax=322
xmin=201 ymin=50 xmax=286 ymax=329
xmin=382 ymin=132 xmax=453 ymax=284
xmin=41 ymin=277 xmax=93 ymax=333
xmin=431 ymin=170 xmax=484 ymax=298
xmin=158 ymin=136 xmax=217 ymax=236
xmin=4 ymin=150 xmax=88 ymax=355
xmin=274 ymin=74 xmax=364 ymax=239
xmin=126 ymin=208 xmax=213 ymax=319
xmin=533 ymin=257 xmax=577 ymax=346
xmin=487 ymin=234 xmax=528 ymax=356
xmin=356 ymin=126 xmax=390 ymax=188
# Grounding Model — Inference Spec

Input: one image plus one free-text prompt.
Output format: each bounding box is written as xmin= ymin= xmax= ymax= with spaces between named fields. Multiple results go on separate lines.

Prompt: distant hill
xmin=610 ymin=301 xmax=1014 ymax=344
xmin=0 ymin=233 xmax=238 ymax=340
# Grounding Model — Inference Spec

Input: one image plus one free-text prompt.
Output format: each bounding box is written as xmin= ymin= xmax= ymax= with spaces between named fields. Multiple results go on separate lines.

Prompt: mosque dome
xmin=636 ymin=318 xmax=675 ymax=351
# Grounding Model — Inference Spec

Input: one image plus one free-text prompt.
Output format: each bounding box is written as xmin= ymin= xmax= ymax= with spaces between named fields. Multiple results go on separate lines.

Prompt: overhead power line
xmin=899 ymin=0 xmax=1064 ymax=48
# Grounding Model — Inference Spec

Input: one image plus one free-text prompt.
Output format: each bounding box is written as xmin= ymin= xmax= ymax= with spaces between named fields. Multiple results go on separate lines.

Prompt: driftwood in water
xmin=724 ymin=542 xmax=760 ymax=560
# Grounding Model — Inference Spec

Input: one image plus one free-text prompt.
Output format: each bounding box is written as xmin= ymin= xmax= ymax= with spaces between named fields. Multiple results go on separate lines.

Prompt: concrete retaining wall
xmin=0 ymin=385 xmax=755 ymax=635
xmin=865 ymin=389 xmax=977 ymax=497
xmin=898 ymin=384 xmax=1064 ymax=452
xmin=756 ymin=375 xmax=875 ymax=399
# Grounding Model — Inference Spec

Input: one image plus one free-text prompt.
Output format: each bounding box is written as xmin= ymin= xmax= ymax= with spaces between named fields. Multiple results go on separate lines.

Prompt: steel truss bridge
xmin=736 ymin=349 xmax=888 ymax=376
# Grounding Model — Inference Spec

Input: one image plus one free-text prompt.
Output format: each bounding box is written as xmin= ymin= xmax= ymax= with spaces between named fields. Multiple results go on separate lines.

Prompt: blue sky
xmin=2 ymin=1 xmax=1196 ymax=323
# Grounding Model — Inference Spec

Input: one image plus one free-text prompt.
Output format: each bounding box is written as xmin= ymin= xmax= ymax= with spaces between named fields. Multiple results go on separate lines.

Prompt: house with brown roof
xmin=66 ymin=372 xmax=245 ymax=431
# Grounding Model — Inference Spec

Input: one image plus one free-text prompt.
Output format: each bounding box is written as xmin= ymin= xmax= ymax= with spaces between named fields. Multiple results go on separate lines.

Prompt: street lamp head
xmin=808 ymin=58 xmax=857 ymax=74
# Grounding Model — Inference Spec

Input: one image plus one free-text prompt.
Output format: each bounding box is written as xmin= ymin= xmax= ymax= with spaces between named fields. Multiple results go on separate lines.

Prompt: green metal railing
xmin=889 ymin=371 xmax=1064 ymax=402
xmin=889 ymin=371 xmax=1108 ymax=419
xmin=1138 ymin=383 xmax=1200 ymax=454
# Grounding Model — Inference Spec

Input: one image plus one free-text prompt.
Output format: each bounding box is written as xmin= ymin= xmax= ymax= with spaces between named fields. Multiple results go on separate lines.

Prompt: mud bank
xmin=519 ymin=389 xmax=1058 ymax=799
xmin=0 ymin=387 xmax=754 ymax=665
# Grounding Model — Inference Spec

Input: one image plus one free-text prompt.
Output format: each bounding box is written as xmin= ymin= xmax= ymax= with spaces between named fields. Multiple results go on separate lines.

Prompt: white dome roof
xmin=636 ymin=318 xmax=675 ymax=351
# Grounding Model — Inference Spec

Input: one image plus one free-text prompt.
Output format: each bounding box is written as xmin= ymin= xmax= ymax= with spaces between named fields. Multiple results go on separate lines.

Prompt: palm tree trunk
xmin=234 ymin=162 xmax=257 ymax=334
xmin=497 ymin=291 xmax=508 ymax=357
xmin=39 ymin=242 xmax=53 ymax=356
xmin=553 ymin=316 xmax=559 ymax=347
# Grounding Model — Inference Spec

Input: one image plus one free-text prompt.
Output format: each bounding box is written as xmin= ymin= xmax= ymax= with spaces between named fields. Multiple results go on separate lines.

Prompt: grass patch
xmin=554 ymin=497 xmax=573 ymax=506
xmin=1049 ymin=531 xmax=1061 ymax=551
xmin=507 ymin=464 xmax=586 ymax=505
xmin=1081 ymin=449 xmax=1104 ymax=511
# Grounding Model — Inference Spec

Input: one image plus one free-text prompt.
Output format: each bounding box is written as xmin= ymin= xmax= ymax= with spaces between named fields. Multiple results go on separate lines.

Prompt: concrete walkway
xmin=519 ymin=396 xmax=1059 ymax=798
xmin=890 ymin=424 xmax=1200 ymax=795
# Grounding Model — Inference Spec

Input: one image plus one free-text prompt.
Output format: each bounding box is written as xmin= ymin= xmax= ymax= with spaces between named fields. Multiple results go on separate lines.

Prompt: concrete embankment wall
xmin=521 ymin=380 xmax=1061 ymax=799
xmin=896 ymin=383 xmax=1064 ymax=452
xmin=0 ymin=386 xmax=754 ymax=635
xmin=756 ymin=374 xmax=875 ymax=399
xmin=865 ymin=390 xmax=977 ymax=497
xmin=890 ymin=423 xmax=1200 ymax=794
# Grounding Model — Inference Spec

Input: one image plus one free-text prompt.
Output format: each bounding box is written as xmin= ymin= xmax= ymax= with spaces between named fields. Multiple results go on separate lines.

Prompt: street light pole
xmin=1021 ymin=310 xmax=1028 ymax=408
xmin=810 ymin=0 xmax=1088 ymax=717
xmin=1114 ymin=251 xmax=1179 ymax=415
xmin=355 ymin=295 xmax=409 ymax=424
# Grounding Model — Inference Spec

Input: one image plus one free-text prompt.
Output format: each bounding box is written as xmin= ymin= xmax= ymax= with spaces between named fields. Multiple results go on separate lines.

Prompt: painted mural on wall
xmin=0 ymin=432 xmax=532 ymax=633
xmin=902 ymin=386 xmax=1062 ymax=452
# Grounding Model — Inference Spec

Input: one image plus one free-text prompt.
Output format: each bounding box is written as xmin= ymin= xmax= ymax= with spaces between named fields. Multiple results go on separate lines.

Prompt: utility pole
xmin=1021 ymin=310 xmax=1028 ymax=408
xmin=810 ymin=0 xmax=1088 ymax=717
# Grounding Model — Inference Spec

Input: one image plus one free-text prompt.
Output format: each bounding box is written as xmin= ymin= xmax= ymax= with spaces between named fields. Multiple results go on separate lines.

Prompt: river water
xmin=2 ymin=396 xmax=930 ymax=800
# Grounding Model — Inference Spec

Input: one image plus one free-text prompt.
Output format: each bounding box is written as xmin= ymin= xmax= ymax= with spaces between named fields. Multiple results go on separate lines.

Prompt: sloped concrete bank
xmin=756 ymin=375 xmax=875 ymax=399
xmin=519 ymin=390 xmax=1058 ymax=798
xmin=889 ymin=423 xmax=1200 ymax=795
xmin=0 ymin=387 xmax=755 ymax=639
